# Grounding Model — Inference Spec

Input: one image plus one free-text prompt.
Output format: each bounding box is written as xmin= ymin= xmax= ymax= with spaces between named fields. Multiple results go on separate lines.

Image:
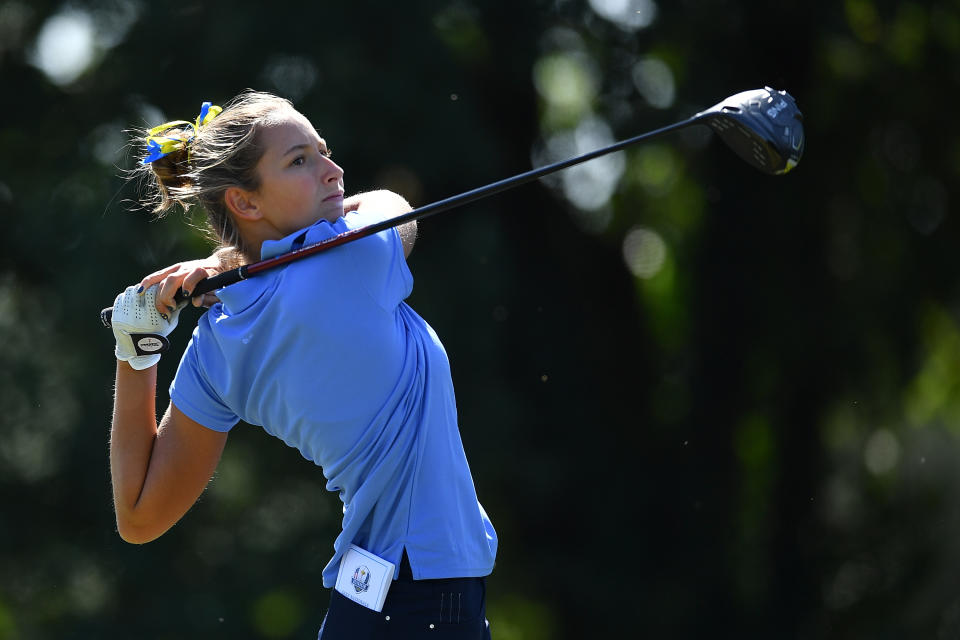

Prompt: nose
xmin=319 ymin=155 xmax=343 ymax=184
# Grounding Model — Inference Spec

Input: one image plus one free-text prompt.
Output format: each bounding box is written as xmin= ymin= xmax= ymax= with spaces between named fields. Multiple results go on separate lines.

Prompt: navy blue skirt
xmin=318 ymin=553 xmax=491 ymax=639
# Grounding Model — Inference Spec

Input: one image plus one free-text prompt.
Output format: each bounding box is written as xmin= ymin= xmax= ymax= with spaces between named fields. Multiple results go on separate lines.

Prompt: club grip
xmin=100 ymin=268 xmax=243 ymax=328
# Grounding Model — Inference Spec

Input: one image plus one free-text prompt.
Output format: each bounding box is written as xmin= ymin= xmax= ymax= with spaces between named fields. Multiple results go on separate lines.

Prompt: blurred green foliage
xmin=2 ymin=0 xmax=960 ymax=637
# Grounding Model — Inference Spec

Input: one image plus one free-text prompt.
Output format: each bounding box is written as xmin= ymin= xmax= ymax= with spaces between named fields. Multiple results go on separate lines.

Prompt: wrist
xmin=116 ymin=346 xmax=162 ymax=371
xmin=117 ymin=357 xmax=158 ymax=372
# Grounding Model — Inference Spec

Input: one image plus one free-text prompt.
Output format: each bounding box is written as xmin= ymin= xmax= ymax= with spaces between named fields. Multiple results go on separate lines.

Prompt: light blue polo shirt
xmin=169 ymin=208 xmax=497 ymax=587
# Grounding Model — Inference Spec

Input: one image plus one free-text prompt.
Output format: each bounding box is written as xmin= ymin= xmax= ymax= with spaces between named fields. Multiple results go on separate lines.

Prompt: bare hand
xmin=138 ymin=257 xmax=223 ymax=317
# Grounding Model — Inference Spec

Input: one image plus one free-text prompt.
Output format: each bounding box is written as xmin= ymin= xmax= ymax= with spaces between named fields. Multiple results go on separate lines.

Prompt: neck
xmin=234 ymin=217 xmax=282 ymax=263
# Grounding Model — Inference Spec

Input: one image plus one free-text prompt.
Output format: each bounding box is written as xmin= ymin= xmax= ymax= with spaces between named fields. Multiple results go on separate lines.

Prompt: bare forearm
xmin=110 ymin=361 xmax=159 ymax=534
xmin=344 ymin=189 xmax=416 ymax=256
xmin=109 ymin=279 xmax=229 ymax=544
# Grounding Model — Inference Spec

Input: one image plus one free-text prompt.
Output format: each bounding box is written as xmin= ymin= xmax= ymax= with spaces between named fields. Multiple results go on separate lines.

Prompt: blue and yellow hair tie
xmin=142 ymin=101 xmax=222 ymax=164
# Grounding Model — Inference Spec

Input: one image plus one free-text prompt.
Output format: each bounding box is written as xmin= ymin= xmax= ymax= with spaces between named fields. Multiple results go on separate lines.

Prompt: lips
xmin=323 ymin=192 xmax=344 ymax=202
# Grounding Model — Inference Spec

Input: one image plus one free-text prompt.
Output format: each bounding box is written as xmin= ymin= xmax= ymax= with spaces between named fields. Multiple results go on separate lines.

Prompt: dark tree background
xmin=2 ymin=0 xmax=959 ymax=637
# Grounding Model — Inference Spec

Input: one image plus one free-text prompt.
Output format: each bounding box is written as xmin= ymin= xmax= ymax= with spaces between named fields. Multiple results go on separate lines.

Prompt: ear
xmin=224 ymin=186 xmax=262 ymax=221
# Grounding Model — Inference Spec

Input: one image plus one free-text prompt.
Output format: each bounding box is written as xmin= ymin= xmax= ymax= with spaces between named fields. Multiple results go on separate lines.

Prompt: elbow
xmin=399 ymin=221 xmax=417 ymax=258
xmin=116 ymin=524 xmax=155 ymax=545
xmin=117 ymin=530 xmax=152 ymax=545
xmin=115 ymin=515 xmax=165 ymax=545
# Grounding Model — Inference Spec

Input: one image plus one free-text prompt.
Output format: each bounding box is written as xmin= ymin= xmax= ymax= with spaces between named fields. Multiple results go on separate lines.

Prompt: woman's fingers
xmin=156 ymin=275 xmax=182 ymax=318
xmin=138 ymin=264 xmax=182 ymax=293
xmin=192 ymin=293 xmax=220 ymax=308
xmin=138 ymin=259 xmax=226 ymax=316
xmin=181 ymin=267 xmax=215 ymax=298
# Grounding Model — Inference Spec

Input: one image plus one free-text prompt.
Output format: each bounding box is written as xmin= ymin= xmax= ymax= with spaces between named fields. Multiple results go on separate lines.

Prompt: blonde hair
xmin=134 ymin=90 xmax=297 ymax=264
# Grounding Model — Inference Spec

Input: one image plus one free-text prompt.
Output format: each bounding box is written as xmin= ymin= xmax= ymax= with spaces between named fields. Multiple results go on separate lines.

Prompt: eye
xmin=320 ymin=145 xmax=333 ymax=158
xmin=290 ymin=155 xmax=306 ymax=167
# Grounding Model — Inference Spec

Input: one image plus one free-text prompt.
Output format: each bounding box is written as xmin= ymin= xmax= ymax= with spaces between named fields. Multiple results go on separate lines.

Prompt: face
xmin=249 ymin=110 xmax=345 ymax=236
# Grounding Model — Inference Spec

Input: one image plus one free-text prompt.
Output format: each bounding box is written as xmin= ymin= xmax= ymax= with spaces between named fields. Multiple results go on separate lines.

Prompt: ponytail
xmin=131 ymin=91 xmax=295 ymax=264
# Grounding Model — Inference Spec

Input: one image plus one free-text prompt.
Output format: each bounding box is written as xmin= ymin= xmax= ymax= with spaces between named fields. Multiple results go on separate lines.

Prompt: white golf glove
xmin=111 ymin=285 xmax=182 ymax=370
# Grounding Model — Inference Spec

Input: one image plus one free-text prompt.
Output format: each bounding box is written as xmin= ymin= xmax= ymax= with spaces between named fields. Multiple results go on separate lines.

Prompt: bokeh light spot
xmin=532 ymin=116 xmax=623 ymax=231
xmin=904 ymin=305 xmax=960 ymax=429
xmin=632 ymin=57 xmax=675 ymax=109
xmin=629 ymin=144 xmax=679 ymax=196
xmin=486 ymin=594 xmax=557 ymax=640
xmin=89 ymin=121 xmax=127 ymax=166
xmin=251 ymin=589 xmax=304 ymax=639
xmin=844 ymin=0 xmax=882 ymax=43
xmin=28 ymin=1 xmax=140 ymax=85
xmin=434 ymin=2 xmax=489 ymax=63
xmin=261 ymin=55 xmax=318 ymax=102
xmin=588 ymin=0 xmax=658 ymax=32
xmin=864 ymin=429 xmax=899 ymax=475
xmin=29 ymin=9 xmax=96 ymax=85
xmin=887 ymin=4 xmax=927 ymax=66
xmin=824 ymin=37 xmax=871 ymax=79
xmin=533 ymin=52 xmax=598 ymax=127
xmin=622 ymin=226 xmax=667 ymax=279
xmin=561 ymin=117 xmax=624 ymax=212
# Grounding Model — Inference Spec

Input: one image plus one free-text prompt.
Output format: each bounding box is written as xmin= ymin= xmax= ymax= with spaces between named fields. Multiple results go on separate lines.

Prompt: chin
xmin=320 ymin=205 xmax=344 ymax=223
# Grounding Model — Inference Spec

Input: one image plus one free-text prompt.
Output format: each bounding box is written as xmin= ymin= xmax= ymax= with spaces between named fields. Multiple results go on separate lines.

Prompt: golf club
xmin=101 ymin=86 xmax=804 ymax=328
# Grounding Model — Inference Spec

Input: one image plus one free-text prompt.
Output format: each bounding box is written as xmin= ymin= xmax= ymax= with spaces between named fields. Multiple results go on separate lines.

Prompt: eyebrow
xmin=282 ymin=138 xmax=328 ymax=157
xmin=282 ymin=143 xmax=311 ymax=157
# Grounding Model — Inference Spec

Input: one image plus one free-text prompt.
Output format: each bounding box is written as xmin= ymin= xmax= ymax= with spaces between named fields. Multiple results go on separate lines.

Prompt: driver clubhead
xmin=697 ymin=87 xmax=804 ymax=175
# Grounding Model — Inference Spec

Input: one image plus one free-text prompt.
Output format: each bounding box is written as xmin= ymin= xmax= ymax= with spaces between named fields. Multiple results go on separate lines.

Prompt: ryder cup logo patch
xmin=335 ymin=545 xmax=394 ymax=612
xmin=352 ymin=565 xmax=370 ymax=593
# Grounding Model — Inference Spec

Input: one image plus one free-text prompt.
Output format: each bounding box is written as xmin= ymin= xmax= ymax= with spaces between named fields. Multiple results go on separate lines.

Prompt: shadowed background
xmin=2 ymin=0 xmax=959 ymax=638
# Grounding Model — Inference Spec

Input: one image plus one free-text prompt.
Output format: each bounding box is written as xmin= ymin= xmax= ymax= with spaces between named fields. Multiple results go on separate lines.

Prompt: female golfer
xmin=109 ymin=91 xmax=497 ymax=638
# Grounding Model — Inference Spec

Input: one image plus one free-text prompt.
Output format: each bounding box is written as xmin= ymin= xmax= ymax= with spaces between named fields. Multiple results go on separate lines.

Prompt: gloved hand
xmin=111 ymin=284 xmax=182 ymax=370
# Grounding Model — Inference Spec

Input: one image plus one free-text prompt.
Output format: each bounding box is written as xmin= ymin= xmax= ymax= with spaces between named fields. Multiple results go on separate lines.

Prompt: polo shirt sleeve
xmin=169 ymin=328 xmax=240 ymax=432
xmin=344 ymin=211 xmax=413 ymax=310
